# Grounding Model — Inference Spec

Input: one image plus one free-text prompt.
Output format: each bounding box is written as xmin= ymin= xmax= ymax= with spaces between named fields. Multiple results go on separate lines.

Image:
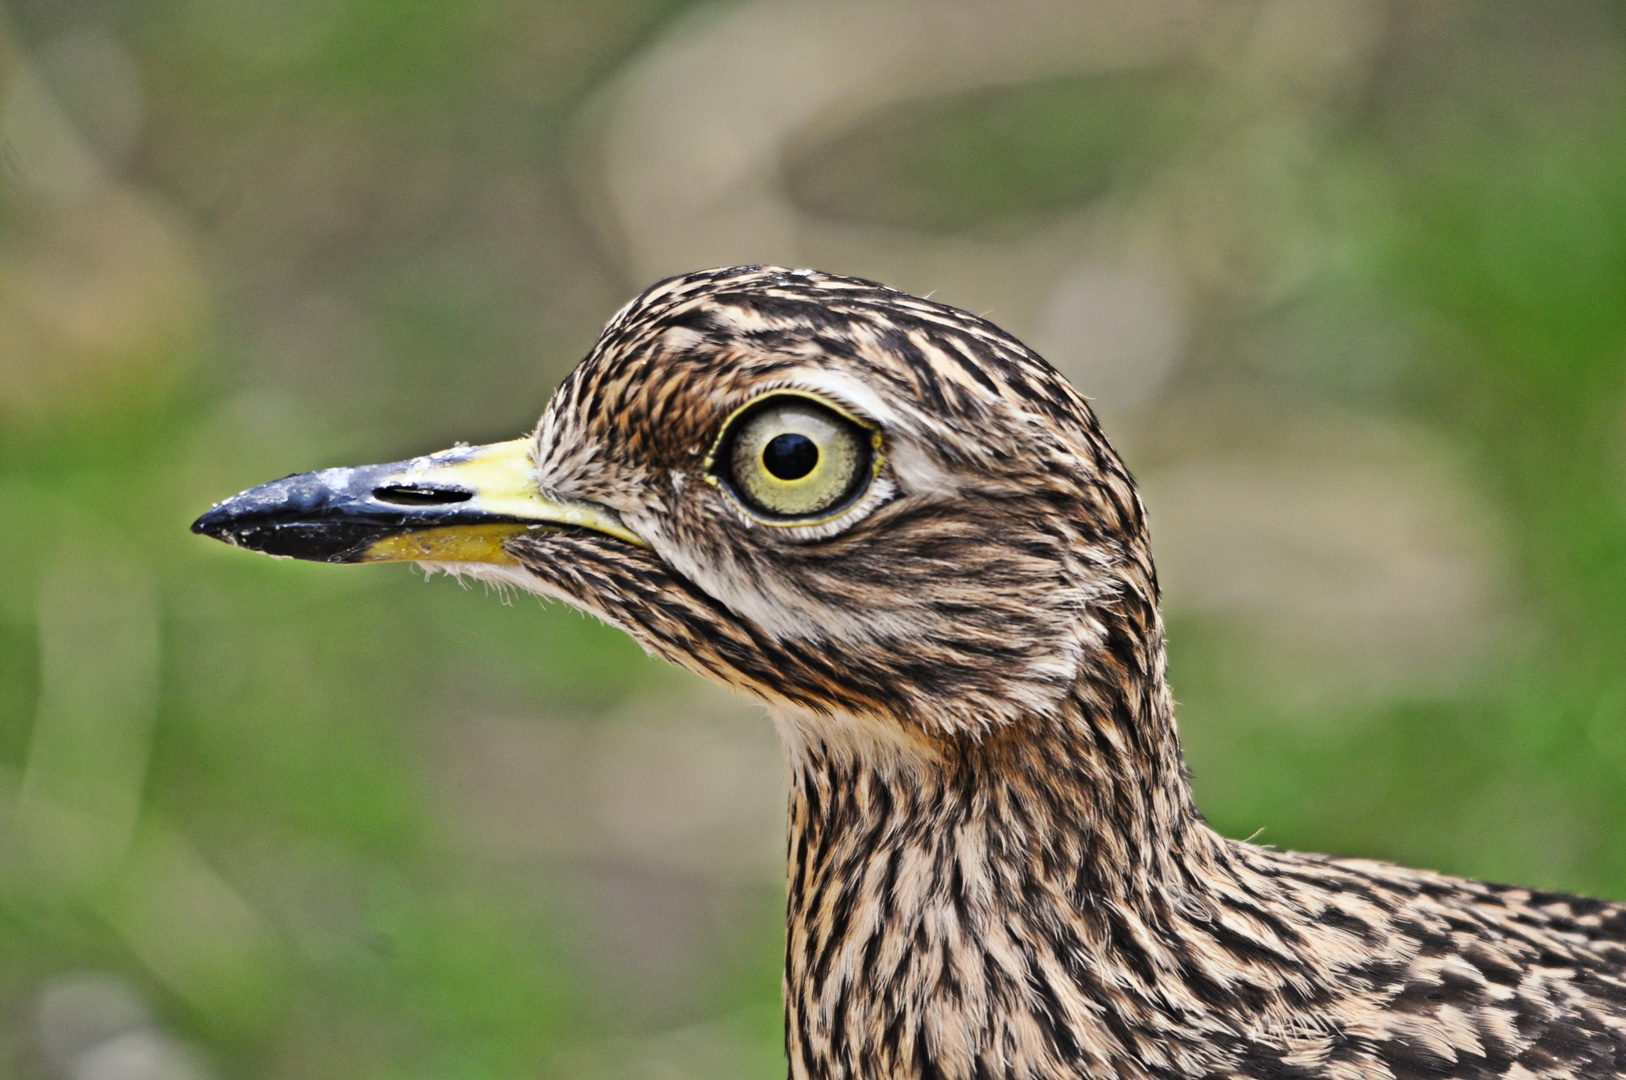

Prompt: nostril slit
xmin=373 ymin=485 xmax=475 ymax=506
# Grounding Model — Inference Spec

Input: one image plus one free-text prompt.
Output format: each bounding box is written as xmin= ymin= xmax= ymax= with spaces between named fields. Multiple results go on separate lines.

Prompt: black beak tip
xmin=191 ymin=505 xmax=228 ymax=539
xmin=188 ymin=475 xmax=402 ymax=564
xmin=190 ymin=496 xmax=268 ymax=552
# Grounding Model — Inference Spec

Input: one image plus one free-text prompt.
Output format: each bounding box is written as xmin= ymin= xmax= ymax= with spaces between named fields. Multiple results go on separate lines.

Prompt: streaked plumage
xmin=195 ymin=267 xmax=1626 ymax=1079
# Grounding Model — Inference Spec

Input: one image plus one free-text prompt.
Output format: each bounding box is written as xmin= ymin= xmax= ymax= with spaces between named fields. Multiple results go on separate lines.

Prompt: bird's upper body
xmin=195 ymin=267 xmax=1626 ymax=1080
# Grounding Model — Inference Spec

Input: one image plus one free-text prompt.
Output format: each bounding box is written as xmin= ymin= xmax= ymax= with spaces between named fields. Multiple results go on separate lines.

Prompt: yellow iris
xmin=721 ymin=396 xmax=874 ymax=520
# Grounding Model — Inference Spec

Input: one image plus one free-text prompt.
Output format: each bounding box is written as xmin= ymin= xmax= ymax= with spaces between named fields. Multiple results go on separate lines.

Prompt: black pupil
xmin=762 ymin=432 xmax=819 ymax=480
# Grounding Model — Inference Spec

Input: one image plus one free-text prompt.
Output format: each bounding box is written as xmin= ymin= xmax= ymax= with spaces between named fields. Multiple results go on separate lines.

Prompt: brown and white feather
xmin=469 ymin=267 xmax=1626 ymax=1079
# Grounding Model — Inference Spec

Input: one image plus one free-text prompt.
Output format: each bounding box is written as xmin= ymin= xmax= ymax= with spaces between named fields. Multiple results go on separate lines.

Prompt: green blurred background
xmin=2 ymin=1 xmax=1625 ymax=1076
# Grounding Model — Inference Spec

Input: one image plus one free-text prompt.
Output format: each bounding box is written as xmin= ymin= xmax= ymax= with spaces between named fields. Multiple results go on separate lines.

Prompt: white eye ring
xmin=704 ymin=391 xmax=884 ymax=528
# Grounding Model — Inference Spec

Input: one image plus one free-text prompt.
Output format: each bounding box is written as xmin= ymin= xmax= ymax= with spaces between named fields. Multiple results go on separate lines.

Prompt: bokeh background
xmin=2 ymin=0 xmax=1625 ymax=1076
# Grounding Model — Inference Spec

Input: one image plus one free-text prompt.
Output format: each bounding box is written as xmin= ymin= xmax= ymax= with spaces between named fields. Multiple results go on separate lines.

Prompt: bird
xmin=194 ymin=266 xmax=1626 ymax=1080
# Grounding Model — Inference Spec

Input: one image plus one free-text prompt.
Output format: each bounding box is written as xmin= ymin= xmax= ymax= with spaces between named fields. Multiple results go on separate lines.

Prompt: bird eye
xmin=714 ymin=395 xmax=877 ymax=521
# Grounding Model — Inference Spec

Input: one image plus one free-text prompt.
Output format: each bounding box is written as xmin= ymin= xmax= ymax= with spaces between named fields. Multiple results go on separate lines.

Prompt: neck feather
xmin=773 ymin=602 xmax=1327 ymax=1080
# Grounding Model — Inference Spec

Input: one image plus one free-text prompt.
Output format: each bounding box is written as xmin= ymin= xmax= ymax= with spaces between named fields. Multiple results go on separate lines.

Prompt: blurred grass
xmin=1 ymin=1 xmax=1625 ymax=1077
xmin=787 ymin=70 xmax=1204 ymax=232
xmin=1175 ymin=11 xmax=1626 ymax=896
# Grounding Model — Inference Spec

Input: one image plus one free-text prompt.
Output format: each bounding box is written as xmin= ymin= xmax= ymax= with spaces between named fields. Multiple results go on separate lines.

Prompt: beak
xmin=191 ymin=438 xmax=644 ymax=565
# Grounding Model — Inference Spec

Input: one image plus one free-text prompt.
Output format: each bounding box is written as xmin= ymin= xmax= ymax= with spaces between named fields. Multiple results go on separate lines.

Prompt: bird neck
xmin=778 ymin=625 xmax=1230 ymax=1079
xmin=780 ymin=674 xmax=1211 ymax=949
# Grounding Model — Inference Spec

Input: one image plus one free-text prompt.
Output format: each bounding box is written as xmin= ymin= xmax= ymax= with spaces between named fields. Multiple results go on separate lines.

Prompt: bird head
xmin=194 ymin=267 xmax=1161 ymax=759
